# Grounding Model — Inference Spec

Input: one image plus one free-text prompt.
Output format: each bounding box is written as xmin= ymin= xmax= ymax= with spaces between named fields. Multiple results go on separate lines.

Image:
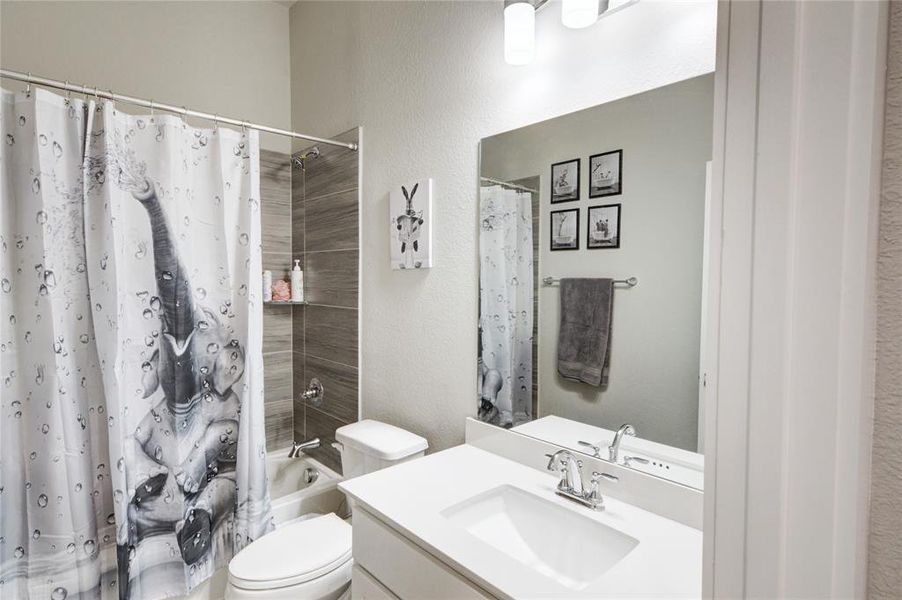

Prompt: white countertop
xmin=339 ymin=444 xmax=702 ymax=599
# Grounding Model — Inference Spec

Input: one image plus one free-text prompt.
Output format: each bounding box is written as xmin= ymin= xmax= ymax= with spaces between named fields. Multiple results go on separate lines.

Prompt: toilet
xmin=225 ymin=420 xmax=428 ymax=599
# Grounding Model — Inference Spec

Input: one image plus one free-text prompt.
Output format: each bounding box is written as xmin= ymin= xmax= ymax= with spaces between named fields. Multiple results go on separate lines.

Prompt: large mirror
xmin=477 ymin=74 xmax=714 ymax=489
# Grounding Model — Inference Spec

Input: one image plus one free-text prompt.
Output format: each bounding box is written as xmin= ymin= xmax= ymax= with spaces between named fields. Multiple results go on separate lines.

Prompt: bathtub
xmin=182 ymin=448 xmax=345 ymax=600
xmin=267 ymin=449 xmax=346 ymax=524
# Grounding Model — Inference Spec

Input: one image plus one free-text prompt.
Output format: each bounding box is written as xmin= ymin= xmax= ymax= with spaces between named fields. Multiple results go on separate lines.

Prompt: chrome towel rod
xmin=0 ymin=68 xmax=357 ymax=151
xmin=542 ymin=276 xmax=638 ymax=287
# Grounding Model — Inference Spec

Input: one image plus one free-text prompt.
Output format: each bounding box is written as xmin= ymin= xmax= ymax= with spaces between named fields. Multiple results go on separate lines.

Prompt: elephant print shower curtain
xmin=1 ymin=87 xmax=273 ymax=600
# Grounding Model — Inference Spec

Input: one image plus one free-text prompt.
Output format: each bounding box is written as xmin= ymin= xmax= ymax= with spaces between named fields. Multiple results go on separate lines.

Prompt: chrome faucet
xmin=288 ymin=438 xmax=321 ymax=458
xmin=609 ymin=424 xmax=637 ymax=463
xmin=546 ymin=450 xmax=618 ymax=511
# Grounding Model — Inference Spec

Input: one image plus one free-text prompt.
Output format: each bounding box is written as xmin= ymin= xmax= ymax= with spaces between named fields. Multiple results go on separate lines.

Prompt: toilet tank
xmin=335 ymin=420 xmax=428 ymax=479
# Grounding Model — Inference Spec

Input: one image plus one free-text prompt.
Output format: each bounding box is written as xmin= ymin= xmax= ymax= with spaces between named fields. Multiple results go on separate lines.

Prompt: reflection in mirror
xmin=477 ymin=74 xmax=714 ymax=489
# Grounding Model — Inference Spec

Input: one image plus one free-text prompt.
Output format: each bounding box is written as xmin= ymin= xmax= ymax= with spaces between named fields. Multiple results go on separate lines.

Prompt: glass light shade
xmin=562 ymin=0 xmax=599 ymax=29
xmin=504 ymin=2 xmax=536 ymax=66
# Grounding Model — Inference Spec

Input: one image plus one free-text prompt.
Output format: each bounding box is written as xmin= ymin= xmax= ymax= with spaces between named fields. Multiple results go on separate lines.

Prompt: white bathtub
xmin=267 ymin=449 xmax=346 ymax=524
xmin=182 ymin=448 xmax=346 ymax=600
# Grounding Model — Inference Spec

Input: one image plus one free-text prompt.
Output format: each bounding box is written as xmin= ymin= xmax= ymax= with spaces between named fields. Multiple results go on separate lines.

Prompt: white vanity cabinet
xmin=339 ymin=444 xmax=702 ymax=600
xmin=350 ymin=507 xmax=494 ymax=600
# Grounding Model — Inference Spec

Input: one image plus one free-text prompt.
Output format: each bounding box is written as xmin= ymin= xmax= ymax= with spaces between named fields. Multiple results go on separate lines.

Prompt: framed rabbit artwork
xmin=390 ymin=178 xmax=434 ymax=269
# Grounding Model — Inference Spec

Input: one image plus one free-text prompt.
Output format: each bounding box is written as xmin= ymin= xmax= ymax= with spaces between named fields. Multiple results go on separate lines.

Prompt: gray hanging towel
xmin=557 ymin=277 xmax=614 ymax=386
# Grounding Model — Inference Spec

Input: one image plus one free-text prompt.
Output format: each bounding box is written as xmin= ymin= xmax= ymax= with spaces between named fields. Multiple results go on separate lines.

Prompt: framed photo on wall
xmin=589 ymin=150 xmax=622 ymax=198
xmin=550 ymin=158 xmax=580 ymax=203
xmin=550 ymin=208 xmax=580 ymax=251
xmin=587 ymin=204 xmax=621 ymax=249
xmin=390 ymin=178 xmax=433 ymax=269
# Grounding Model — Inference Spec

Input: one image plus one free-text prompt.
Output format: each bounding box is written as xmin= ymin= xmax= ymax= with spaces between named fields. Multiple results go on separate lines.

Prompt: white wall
xmin=481 ymin=74 xmax=714 ymax=451
xmin=289 ymin=0 xmax=716 ymax=451
xmin=0 ymin=1 xmax=292 ymax=153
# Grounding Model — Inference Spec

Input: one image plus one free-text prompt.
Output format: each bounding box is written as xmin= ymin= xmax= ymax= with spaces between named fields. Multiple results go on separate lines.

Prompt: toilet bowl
xmin=225 ymin=420 xmax=427 ymax=599
xmin=225 ymin=513 xmax=352 ymax=600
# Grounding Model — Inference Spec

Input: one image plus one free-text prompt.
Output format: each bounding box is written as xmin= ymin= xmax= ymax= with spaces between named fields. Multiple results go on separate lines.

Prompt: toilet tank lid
xmin=335 ymin=420 xmax=428 ymax=460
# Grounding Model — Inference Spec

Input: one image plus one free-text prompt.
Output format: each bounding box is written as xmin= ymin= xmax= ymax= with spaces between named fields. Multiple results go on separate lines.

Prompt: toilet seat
xmin=228 ymin=513 xmax=352 ymax=591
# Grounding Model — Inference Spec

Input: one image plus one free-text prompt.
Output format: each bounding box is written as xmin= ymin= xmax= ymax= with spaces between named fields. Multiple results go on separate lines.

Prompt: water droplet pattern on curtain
xmin=477 ymin=185 xmax=534 ymax=428
xmin=1 ymin=87 xmax=272 ymax=600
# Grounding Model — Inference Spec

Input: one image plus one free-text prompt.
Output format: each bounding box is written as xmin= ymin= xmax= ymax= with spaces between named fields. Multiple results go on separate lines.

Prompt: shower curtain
xmin=478 ymin=184 xmax=533 ymax=427
xmin=0 ymin=87 xmax=272 ymax=600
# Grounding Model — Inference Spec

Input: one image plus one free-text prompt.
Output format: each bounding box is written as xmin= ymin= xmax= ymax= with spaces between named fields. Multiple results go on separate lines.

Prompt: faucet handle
xmin=578 ymin=440 xmax=602 ymax=457
xmin=624 ymin=455 xmax=650 ymax=466
xmin=591 ymin=471 xmax=619 ymax=485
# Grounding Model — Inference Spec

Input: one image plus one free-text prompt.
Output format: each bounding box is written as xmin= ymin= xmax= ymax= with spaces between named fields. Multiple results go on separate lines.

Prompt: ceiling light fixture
xmin=503 ymin=0 xmax=638 ymax=65
xmin=562 ymin=0 xmax=601 ymax=29
xmin=504 ymin=0 xmax=537 ymax=66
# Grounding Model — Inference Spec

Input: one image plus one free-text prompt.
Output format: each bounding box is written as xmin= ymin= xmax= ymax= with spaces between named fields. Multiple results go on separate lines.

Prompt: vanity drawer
xmin=352 ymin=507 xmax=494 ymax=600
xmin=352 ymin=564 xmax=399 ymax=600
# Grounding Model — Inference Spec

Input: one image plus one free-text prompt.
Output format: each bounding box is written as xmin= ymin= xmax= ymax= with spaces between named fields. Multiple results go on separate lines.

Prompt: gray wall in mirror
xmin=479 ymin=74 xmax=714 ymax=454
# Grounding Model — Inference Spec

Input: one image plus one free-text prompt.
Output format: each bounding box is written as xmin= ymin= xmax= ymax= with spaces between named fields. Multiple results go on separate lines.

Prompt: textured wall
xmin=289 ymin=0 xmax=716 ymax=451
xmin=0 ymin=0 xmax=292 ymax=153
xmin=869 ymin=2 xmax=902 ymax=596
xmin=292 ymin=130 xmax=361 ymax=473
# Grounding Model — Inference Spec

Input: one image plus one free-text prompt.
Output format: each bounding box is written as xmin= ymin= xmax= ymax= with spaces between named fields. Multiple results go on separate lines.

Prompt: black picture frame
xmin=550 ymin=208 xmax=580 ymax=251
xmin=550 ymin=158 xmax=580 ymax=203
xmin=589 ymin=150 xmax=623 ymax=198
xmin=587 ymin=204 xmax=621 ymax=249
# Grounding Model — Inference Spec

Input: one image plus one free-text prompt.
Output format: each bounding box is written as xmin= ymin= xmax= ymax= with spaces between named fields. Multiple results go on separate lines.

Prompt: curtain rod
xmin=0 ymin=68 xmax=358 ymax=151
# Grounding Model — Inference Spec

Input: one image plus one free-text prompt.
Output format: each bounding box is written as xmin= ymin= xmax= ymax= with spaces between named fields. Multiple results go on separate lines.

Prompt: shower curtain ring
xmin=149 ymin=99 xmax=154 ymax=116
xmin=64 ymin=81 xmax=71 ymax=100
xmin=212 ymin=114 xmax=219 ymax=133
xmin=24 ymin=72 xmax=31 ymax=97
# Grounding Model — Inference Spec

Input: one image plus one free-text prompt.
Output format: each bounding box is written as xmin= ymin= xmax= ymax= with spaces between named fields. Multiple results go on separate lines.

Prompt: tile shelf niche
xmin=264 ymin=300 xmax=308 ymax=305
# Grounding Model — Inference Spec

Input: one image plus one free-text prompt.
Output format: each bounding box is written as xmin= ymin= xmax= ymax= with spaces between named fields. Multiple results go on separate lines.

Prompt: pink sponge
xmin=271 ymin=279 xmax=291 ymax=302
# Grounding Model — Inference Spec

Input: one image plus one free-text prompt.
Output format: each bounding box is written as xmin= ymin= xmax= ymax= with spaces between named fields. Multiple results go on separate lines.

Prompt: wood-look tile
xmin=305 ymin=249 xmax=358 ymax=308
xmin=264 ymin=396 xmax=294 ymax=451
xmin=293 ymin=403 xmax=306 ymax=442
xmin=292 ymin=199 xmax=305 ymax=256
xmin=263 ymin=350 xmax=292 ymax=405
xmin=304 ymin=305 xmax=358 ymax=367
xmin=293 ymin=349 xmax=306 ymax=440
xmin=304 ymin=406 xmax=351 ymax=474
xmin=304 ymin=189 xmax=359 ymax=252
xmin=292 ymin=304 xmax=306 ymax=355
xmin=263 ymin=251 xmax=292 ymax=280
xmin=263 ymin=303 xmax=293 ymax=354
xmin=304 ymin=129 xmax=359 ymax=200
xmin=303 ymin=355 xmax=358 ymax=424
xmin=261 ymin=151 xmax=291 ymax=257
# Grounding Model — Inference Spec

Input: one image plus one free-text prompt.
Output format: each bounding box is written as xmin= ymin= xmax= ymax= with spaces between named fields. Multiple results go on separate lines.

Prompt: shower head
xmin=292 ymin=147 xmax=320 ymax=169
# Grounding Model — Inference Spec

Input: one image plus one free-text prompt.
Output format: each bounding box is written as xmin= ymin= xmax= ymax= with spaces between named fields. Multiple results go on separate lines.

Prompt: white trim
xmin=705 ymin=1 xmax=887 ymax=596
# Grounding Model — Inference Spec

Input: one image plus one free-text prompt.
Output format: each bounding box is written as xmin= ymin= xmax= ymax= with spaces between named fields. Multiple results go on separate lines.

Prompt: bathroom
xmin=0 ymin=0 xmax=898 ymax=598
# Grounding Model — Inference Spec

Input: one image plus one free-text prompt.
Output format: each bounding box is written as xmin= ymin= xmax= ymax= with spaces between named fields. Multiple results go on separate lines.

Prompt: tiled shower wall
xmin=292 ymin=129 xmax=361 ymax=473
xmin=260 ymin=149 xmax=295 ymax=450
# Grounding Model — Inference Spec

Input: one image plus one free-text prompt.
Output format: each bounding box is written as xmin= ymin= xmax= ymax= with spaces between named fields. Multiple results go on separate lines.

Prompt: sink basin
xmin=441 ymin=485 xmax=638 ymax=590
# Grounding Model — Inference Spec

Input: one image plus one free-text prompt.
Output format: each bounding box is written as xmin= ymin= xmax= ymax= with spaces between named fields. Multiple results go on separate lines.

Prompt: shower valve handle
xmin=300 ymin=378 xmax=324 ymax=407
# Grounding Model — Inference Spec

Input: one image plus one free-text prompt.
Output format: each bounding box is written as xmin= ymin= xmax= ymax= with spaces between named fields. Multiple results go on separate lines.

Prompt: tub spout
xmin=288 ymin=438 xmax=321 ymax=458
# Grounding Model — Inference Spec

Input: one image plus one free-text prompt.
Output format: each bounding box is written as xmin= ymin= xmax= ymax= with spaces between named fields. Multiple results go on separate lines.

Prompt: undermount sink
xmin=441 ymin=485 xmax=639 ymax=590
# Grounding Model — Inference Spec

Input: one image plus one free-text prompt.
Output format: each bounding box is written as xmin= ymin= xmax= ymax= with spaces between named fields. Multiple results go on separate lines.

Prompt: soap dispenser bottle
xmin=291 ymin=259 xmax=304 ymax=302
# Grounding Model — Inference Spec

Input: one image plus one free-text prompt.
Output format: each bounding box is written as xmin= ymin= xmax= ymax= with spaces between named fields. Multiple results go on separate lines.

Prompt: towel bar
xmin=542 ymin=276 xmax=638 ymax=287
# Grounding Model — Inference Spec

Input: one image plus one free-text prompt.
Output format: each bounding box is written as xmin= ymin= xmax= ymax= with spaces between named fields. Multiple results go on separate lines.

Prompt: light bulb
xmin=562 ymin=0 xmax=599 ymax=29
xmin=504 ymin=1 xmax=536 ymax=66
